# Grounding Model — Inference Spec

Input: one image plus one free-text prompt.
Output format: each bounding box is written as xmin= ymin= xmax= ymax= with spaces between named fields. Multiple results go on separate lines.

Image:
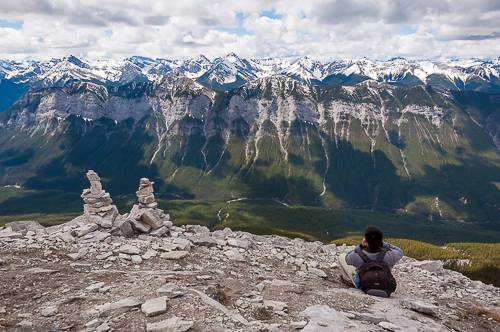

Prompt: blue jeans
xmin=352 ymin=271 xmax=362 ymax=289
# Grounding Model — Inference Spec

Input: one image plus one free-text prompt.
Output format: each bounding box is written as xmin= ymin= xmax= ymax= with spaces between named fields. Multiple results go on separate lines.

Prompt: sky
xmin=0 ymin=0 xmax=499 ymax=60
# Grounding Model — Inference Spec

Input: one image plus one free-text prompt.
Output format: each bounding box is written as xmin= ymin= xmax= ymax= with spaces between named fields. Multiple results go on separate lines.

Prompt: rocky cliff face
xmin=1 ymin=73 xmax=499 ymax=223
xmin=1 ymin=216 xmax=499 ymax=331
xmin=1 ymin=55 xmax=500 ymax=224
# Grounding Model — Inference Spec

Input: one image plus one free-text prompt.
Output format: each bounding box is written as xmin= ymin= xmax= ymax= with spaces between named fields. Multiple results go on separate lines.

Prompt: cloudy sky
xmin=0 ymin=0 xmax=499 ymax=60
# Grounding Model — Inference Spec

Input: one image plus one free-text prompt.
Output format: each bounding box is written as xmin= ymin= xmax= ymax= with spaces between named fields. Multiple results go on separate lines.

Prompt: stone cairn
xmin=123 ymin=178 xmax=172 ymax=237
xmin=81 ymin=170 xmax=119 ymax=228
xmin=80 ymin=170 xmax=172 ymax=238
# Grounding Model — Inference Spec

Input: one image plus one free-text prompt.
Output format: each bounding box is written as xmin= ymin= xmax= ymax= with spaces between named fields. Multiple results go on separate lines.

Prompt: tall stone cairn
xmin=124 ymin=178 xmax=172 ymax=236
xmin=81 ymin=170 xmax=119 ymax=228
xmin=137 ymin=178 xmax=157 ymax=208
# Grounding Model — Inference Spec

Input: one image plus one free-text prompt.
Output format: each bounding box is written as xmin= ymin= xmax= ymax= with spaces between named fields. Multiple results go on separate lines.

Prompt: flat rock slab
xmin=118 ymin=244 xmax=141 ymax=255
xmin=131 ymin=255 xmax=143 ymax=264
xmin=142 ymin=249 xmax=158 ymax=260
xmin=58 ymin=232 xmax=75 ymax=243
xmin=146 ymin=316 xmax=193 ymax=332
xmin=0 ymin=229 xmax=23 ymax=239
xmin=27 ymin=268 xmax=59 ymax=274
xmin=172 ymin=238 xmax=191 ymax=251
xmin=301 ymin=305 xmax=364 ymax=331
xmin=189 ymin=234 xmax=217 ymax=247
xmin=86 ymin=282 xmax=105 ymax=292
xmin=157 ymin=284 xmax=185 ymax=298
xmin=227 ymin=238 xmax=252 ymax=249
xmin=308 ymin=267 xmax=327 ymax=278
xmin=76 ymin=224 xmax=99 ymax=237
xmin=40 ymin=306 xmax=58 ymax=317
xmin=224 ymin=249 xmax=245 ymax=262
xmin=79 ymin=231 xmax=111 ymax=243
xmin=141 ymin=210 xmax=164 ymax=229
xmin=67 ymin=248 xmax=88 ymax=261
xmin=161 ymin=251 xmax=189 ymax=260
xmin=141 ymin=297 xmax=168 ymax=317
xmin=96 ymin=297 xmax=142 ymax=317
xmin=400 ymin=299 xmax=439 ymax=316
xmin=264 ymin=300 xmax=288 ymax=312
xmin=411 ymin=260 xmax=444 ymax=274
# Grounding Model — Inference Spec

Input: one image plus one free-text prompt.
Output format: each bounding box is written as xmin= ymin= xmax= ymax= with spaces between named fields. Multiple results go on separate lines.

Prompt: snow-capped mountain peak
xmin=1 ymin=54 xmax=500 ymax=94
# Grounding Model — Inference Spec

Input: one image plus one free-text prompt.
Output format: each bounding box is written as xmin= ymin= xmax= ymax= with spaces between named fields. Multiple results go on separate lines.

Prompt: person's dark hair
xmin=364 ymin=226 xmax=383 ymax=251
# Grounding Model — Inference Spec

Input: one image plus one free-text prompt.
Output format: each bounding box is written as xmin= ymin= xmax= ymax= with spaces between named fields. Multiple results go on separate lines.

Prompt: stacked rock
xmin=137 ymin=178 xmax=157 ymax=208
xmin=123 ymin=178 xmax=172 ymax=237
xmin=81 ymin=170 xmax=120 ymax=228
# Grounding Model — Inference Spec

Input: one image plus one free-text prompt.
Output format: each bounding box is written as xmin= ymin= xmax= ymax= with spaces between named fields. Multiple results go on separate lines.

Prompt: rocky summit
xmin=0 ymin=175 xmax=499 ymax=331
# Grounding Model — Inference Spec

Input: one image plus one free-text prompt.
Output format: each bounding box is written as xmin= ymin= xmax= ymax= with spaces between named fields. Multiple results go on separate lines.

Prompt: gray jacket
xmin=345 ymin=243 xmax=403 ymax=271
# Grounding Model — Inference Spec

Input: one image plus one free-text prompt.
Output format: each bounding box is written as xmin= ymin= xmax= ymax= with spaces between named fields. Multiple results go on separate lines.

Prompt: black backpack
xmin=355 ymin=246 xmax=397 ymax=298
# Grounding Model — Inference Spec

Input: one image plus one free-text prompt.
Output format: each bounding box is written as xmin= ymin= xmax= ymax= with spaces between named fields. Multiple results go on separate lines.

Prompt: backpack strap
xmin=354 ymin=245 xmax=371 ymax=263
xmin=375 ymin=248 xmax=388 ymax=262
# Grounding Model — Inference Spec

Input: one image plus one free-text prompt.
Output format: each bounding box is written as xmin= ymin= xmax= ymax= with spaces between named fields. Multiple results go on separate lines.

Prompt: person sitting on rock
xmin=338 ymin=226 xmax=403 ymax=298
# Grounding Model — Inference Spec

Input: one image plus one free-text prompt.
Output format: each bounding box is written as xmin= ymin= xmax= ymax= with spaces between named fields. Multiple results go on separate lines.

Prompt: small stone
xmin=76 ymin=224 xmax=99 ymax=237
xmin=58 ymin=232 xmax=75 ymax=243
xmin=96 ymin=322 xmax=110 ymax=332
xmin=130 ymin=219 xmax=151 ymax=233
xmin=146 ymin=316 xmax=194 ymax=332
xmin=16 ymin=319 xmax=33 ymax=328
xmin=290 ymin=321 xmax=307 ymax=329
xmin=224 ymin=249 xmax=245 ymax=262
xmin=86 ymin=282 xmax=105 ymax=292
xmin=411 ymin=260 xmax=444 ymax=274
xmin=79 ymin=231 xmax=111 ymax=243
xmin=321 ymin=244 xmax=337 ymax=254
xmin=67 ymin=248 xmax=88 ymax=261
xmin=401 ymin=299 xmax=439 ymax=316
xmin=96 ymin=252 xmax=113 ymax=260
xmin=160 ymin=251 xmax=189 ymax=260
xmin=99 ymin=286 xmax=112 ymax=293
xmin=141 ymin=210 xmax=164 ymax=229
xmin=185 ymin=225 xmax=210 ymax=234
xmin=308 ymin=267 xmax=327 ymax=278
xmin=255 ymin=282 xmax=266 ymax=292
xmin=27 ymin=268 xmax=59 ymax=274
xmin=142 ymin=249 xmax=158 ymax=260
xmin=227 ymin=238 xmax=252 ymax=249
xmin=264 ymin=300 xmax=288 ymax=312
xmin=40 ymin=306 xmax=58 ymax=317
xmin=96 ymin=297 xmax=142 ymax=317
xmin=157 ymin=284 xmax=184 ymax=298
xmin=0 ymin=229 xmax=23 ymax=239
xmin=141 ymin=297 xmax=168 ymax=317
xmin=85 ymin=318 xmax=102 ymax=328
xmin=150 ymin=225 xmax=169 ymax=237
xmin=118 ymin=253 xmax=131 ymax=261
xmin=172 ymin=238 xmax=191 ymax=251
xmin=378 ymin=321 xmax=401 ymax=331
xmin=189 ymin=234 xmax=217 ymax=247
xmin=118 ymin=244 xmax=141 ymax=255
xmin=96 ymin=217 xmax=113 ymax=228
xmin=114 ymin=219 xmax=135 ymax=237
xmin=131 ymin=255 xmax=143 ymax=264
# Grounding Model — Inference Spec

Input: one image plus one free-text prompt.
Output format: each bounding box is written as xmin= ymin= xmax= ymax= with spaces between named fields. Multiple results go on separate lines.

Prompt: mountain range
xmin=0 ymin=53 xmax=499 ymax=225
xmin=2 ymin=54 xmax=500 ymax=103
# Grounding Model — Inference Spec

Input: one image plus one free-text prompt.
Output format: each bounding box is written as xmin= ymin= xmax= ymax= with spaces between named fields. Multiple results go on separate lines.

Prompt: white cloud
xmin=0 ymin=0 xmax=498 ymax=60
